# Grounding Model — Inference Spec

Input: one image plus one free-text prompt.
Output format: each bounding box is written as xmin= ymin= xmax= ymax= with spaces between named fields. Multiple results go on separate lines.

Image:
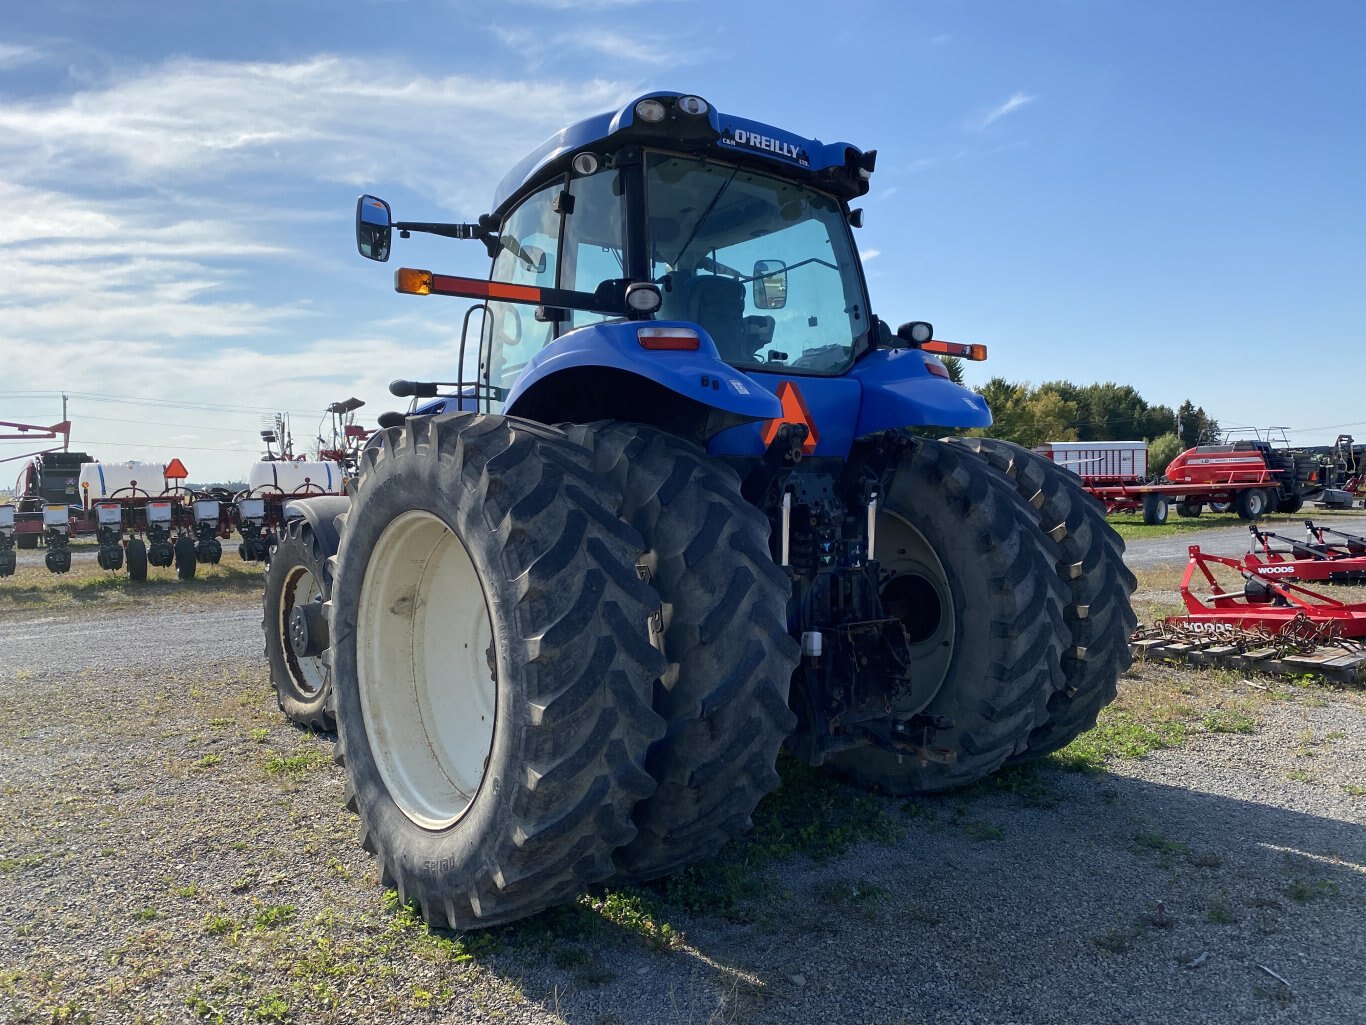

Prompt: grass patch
xmin=1052 ymin=713 xmax=1188 ymax=771
xmin=1286 ymin=878 xmax=1339 ymax=903
xmin=0 ymin=554 xmax=263 ymax=613
xmin=1107 ymin=510 xmax=1341 ymax=542
xmin=1203 ymin=709 xmax=1257 ymax=734
xmin=263 ymin=750 xmax=331 ymax=778
xmin=658 ymin=756 xmax=902 ymax=918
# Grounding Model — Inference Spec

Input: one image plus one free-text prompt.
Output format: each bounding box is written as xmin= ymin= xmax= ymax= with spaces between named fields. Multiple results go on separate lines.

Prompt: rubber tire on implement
xmin=1142 ymin=492 xmax=1169 ymax=525
xmin=1236 ymin=487 xmax=1267 ymax=520
xmin=126 ymin=538 xmax=148 ymax=582
xmin=263 ymin=518 xmax=336 ymax=731
xmin=327 ymin=414 xmax=666 ymax=929
xmin=944 ymin=438 xmax=1138 ymax=761
xmin=565 ymin=421 xmax=799 ymax=882
xmin=175 ymin=536 xmax=198 ymax=580
xmin=828 ymin=438 xmax=1069 ymax=793
xmin=1276 ymin=494 xmax=1303 ymax=514
xmin=1176 ymin=500 xmax=1203 ymax=518
xmin=0 ymin=551 xmax=14 ymax=577
xmin=44 ymin=547 xmax=71 ymax=574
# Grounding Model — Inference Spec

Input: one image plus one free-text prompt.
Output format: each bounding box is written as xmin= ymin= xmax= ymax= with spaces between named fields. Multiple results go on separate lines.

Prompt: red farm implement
xmin=1242 ymin=521 xmax=1366 ymax=584
xmin=1131 ymin=545 xmax=1366 ymax=683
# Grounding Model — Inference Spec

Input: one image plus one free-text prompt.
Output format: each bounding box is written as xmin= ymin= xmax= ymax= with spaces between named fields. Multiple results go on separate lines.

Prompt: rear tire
xmin=1176 ymin=500 xmax=1203 ymax=518
xmin=828 ymin=438 xmax=1069 ymax=793
xmin=1236 ymin=488 xmax=1268 ymax=520
xmin=565 ymin=422 xmax=799 ymax=882
xmin=126 ymin=538 xmax=147 ymax=582
xmin=944 ymin=438 xmax=1138 ymax=761
xmin=1276 ymin=494 xmax=1303 ymax=514
xmin=1209 ymin=499 xmax=1232 ymax=514
xmin=1142 ymin=493 xmax=1169 ymax=525
xmin=264 ymin=518 xmax=336 ymax=731
xmin=327 ymin=414 xmax=666 ymax=929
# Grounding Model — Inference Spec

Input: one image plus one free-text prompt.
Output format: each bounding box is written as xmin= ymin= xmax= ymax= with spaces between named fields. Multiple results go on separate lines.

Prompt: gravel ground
xmin=2 ymin=550 xmax=1364 ymax=1024
xmin=1120 ymin=510 xmax=1366 ymax=568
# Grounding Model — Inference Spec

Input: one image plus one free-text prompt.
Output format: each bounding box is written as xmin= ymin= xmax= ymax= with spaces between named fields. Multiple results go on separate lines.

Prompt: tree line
xmin=939 ymin=359 xmax=1220 ymax=468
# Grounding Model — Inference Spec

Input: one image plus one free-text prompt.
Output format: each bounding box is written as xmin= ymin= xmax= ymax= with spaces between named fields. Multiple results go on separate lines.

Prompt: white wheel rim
xmin=357 ymin=510 xmax=496 ymax=830
xmin=875 ymin=511 xmax=956 ymax=704
xmin=282 ymin=565 xmax=325 ymax=695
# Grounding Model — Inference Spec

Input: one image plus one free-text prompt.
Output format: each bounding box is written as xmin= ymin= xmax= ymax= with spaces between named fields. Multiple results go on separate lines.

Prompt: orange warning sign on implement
xmin=760 ymin=381 xmax=820 ymax=454
xmin=163 ymin=458 xmax=189 ymax=479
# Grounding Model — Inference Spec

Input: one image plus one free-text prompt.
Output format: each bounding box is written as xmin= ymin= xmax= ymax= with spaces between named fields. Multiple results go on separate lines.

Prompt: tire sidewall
xmin=331 ymin=444 xmax=526 ymax=891
xmin=263 ymin=522 xmax=332 ymax=725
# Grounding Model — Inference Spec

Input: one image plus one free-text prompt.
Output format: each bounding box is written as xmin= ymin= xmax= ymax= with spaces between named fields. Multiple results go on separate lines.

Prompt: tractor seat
xmin=682 ymin=276 xmax=747 ymax=361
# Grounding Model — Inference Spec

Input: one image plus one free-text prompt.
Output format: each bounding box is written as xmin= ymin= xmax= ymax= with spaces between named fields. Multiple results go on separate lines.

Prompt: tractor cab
xmin=355 ymin=92 xmax=989 ymax=446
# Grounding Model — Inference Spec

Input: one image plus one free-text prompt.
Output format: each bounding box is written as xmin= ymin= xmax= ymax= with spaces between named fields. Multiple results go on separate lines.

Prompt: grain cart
xmin=265 ymin=92 xmax=1136 ymax=929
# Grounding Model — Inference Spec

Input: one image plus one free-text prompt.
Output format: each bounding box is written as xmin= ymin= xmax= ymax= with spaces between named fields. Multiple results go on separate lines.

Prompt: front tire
xmin=944 ymin=438 xmax=1138 ymax=761
xmin=264 ymin=518 xmax=336 ymax=730
xmin=565 ymin=422 xmax=799 ymax=882
xmin=828 ymin=438 xmax=1069 ymax=793
xmin=328 ymin=414 xmax=666 ymax=929
xmin=1142 ymin=492 xmax=1169 ymax=525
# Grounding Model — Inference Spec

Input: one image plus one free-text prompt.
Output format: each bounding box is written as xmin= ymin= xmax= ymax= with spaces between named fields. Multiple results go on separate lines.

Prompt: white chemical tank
xmin=79 ymin=461 xmax=183 ymax=507
xmin=245 ymin=460 xmax=344 ymax=496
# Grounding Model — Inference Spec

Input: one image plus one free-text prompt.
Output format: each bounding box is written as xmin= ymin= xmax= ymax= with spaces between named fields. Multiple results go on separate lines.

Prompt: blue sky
xmin=2 ymin=0 xmax=1363 ymax=482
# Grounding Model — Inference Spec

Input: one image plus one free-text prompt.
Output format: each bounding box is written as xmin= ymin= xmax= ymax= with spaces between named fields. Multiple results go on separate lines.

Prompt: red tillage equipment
xmin=1167 ymin=545 xmax=1366 ymax=640
xmin=1242 ymin=522 xmax=1366 ymax=584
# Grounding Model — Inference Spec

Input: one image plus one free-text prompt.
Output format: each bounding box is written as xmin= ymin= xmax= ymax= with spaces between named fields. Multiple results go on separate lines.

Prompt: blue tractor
xmin=263 ymin=92 xmax=1135 ymax=928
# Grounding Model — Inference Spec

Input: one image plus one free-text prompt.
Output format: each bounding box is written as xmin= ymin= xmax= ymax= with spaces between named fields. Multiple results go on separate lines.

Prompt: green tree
xmin=1147 ymin=432 xmax=1185 ymax=478
xmin=1177 ymin=400 xmax=1221 ymax=447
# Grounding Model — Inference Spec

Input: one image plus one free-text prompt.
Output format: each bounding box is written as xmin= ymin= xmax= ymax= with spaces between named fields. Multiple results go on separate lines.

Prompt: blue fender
xmin=503 ymin=321 xmax=782 ymax=422
xmin=849 ymin=347 xmax=992 ymax=436
xmin=708 ymin=347 xmax=991 ymax=459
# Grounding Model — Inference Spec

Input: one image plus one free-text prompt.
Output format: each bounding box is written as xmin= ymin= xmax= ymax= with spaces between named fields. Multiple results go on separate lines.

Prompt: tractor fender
xmin=281 ymin=495 xmax=351 ymax=557
xmin=504 ymin=321 xmax=782 ymax=440
xmin=849 ymin=347 xmax=993 ymax=436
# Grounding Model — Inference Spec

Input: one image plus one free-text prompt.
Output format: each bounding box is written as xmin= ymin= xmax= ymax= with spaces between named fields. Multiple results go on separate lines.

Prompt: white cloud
xmin=972 ymin=91 xmax=1037 ymax=130
xmin=0 ymin=43 xmax=40 ymax=68
xmin=0 ymin=56 xmax=637 ymax=207
xmin=860 ymin=248 xmax=882 ymax=262
xmin=491 ymin=25 xmax=697 ymax=67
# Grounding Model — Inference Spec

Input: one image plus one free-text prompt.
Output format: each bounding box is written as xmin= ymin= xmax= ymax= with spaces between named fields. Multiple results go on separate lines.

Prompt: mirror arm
xmin=392 ymin=220 xmax=489 ymax=242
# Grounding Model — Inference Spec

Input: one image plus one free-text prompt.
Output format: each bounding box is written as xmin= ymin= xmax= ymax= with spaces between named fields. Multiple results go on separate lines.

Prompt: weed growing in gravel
xmin=193 ymin=754 xmax=222 ymax=770
xmin=1053 ymin=713 xmax=1188 ymax=771
xmin=1286 ymin=878 xmax=1339 ymax=903
xmin=263 ymin=750 xmax=330 ymax=778
xmin=1205 ymin=894 xmax=1237 ymax=924
xmin=249 ymin=728 xmax=270 ymax=743
xmin=1203 ymin=709 xmax=1257 ymax=734
xmin=962 ymin=762 xmax=1064 ymax=808
xmin=658 ymin=755 xmax=902 ymax=918
xmin=0 ymin=854 xmax=45 ymax=873
xmin=1342 ymin=783 xmax=1366 ymax=798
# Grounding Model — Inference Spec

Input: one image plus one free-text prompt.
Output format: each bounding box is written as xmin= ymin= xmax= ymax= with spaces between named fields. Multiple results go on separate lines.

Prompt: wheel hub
xmin=288 ymin=602 xmax=328 ymax=658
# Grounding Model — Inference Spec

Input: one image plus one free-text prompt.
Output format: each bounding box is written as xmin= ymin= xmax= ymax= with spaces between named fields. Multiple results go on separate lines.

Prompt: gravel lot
xmin=2 ymin=537 xmax=1363 ymax=1024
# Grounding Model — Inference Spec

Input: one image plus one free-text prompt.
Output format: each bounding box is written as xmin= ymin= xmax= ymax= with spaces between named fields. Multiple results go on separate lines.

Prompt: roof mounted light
xmin=624 ymin=282 xmax=663 ymax=314
xmin=571 ymin=152 xmax=600 ymax=176
xmin=677 ymin=95 xmax=709 ymax=116
xmin=898 ymin=321 xmax=934 ymax=345
xmin=635 ymin=99 xmax=667 ymax=124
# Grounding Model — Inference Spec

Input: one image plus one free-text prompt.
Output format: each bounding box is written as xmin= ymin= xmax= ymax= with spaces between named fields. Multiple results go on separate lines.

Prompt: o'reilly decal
xmin=721 ymin=129 xmax=810 ymax=166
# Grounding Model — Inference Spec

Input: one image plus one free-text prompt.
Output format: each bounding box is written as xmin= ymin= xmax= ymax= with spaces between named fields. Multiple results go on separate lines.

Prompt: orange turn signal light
xmin=920 ymin=339 xmax=988 ymax=361
xmin=394 ymin=268 xmax=434 ymax=296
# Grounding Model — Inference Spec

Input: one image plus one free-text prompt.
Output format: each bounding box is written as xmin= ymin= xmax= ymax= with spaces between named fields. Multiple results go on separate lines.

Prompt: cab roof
xmin=491 ymin=91 xmax=874 ymax=219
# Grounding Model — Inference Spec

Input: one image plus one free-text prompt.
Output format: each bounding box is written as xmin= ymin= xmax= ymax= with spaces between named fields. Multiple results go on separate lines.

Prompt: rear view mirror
xmin=356 ymin=195 xmax=393 ymax=262
xmin=752 ymin=259 xmax=787 ymax=310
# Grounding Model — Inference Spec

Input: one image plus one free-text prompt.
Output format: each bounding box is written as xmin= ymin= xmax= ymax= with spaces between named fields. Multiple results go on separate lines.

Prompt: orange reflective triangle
xmin=760 ymin=381 xmax=820 ymax=454
xmin=163 ymin=458 xmax=189 ymax=479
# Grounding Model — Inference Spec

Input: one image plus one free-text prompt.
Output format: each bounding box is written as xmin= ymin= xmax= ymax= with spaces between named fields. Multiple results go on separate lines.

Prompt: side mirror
xmin=356 ymin=195 xmax=393 ymax=262
xmin=752 ymin=259 xmax=787 ymax=310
